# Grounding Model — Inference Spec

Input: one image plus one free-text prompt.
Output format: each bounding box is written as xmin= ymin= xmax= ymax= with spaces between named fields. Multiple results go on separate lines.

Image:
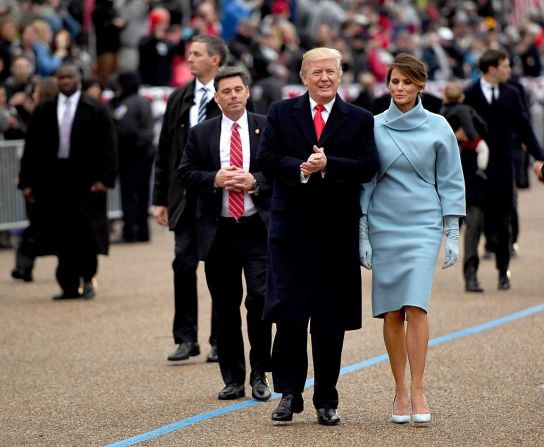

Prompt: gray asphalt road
xmin=1 ymin=184 xmax=543 ymax=447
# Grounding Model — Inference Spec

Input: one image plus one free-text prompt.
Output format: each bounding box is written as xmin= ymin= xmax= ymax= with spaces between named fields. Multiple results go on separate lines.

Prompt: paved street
xmin=1 ymin=184 xmax=543 ymax=447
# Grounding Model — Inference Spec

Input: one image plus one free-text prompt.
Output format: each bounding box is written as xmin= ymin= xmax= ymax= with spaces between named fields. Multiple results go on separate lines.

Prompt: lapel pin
xmin=255 ymin=128 xmax=260 ymax=134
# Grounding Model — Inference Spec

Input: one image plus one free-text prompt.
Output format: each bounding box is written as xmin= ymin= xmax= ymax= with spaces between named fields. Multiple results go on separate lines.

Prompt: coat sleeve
xmin=153 ymin=89 xmax=179 ymax=206
xmin=435 ymin=118 xmax=466 ymax=217
xmin=176 ymin=126 xmax=217 ymax=194
xmin=324 ymin=111 xmax=379 ymax=184
xmin=359 ymin=174 xmax=377 ymax=215
xmin=95 ymin=101 xmax=118 ymax=187
xmin=18 ymin=103 xmax=46 ymax=190
xmin=511 ymin=90 xmax=544 ymax=161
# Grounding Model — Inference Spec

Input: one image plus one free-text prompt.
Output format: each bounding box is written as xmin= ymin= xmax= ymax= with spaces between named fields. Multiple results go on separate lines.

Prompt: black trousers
xmin=56 ymin=216 xmax=98 ymax=293
xmin=173 ymin=213 xmax=217 ymax=346
xmin=51 ymin=160 xmax=98 ymax=293
xmin=204 ymin=216 xmax=272 ymax=385
xmin=463 ymin=205 xmax=484 ymax=282
xmin=484 ymin=205 xmax=511 ymax=274
xmin=272 ymin=322 xmax=345 ymax=410
xmin=119 ymin=151 xmax=154 ymax=242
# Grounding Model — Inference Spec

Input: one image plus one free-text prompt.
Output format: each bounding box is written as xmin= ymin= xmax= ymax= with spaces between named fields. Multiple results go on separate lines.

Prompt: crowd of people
xmin=5 ymin=0 xmax=544 ymax=428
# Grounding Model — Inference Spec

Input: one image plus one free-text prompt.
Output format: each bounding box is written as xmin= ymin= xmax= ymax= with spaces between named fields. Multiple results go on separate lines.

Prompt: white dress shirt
xmin=57 ymin=90 xmax=81 ymax=158
xmin=480 ymin=78 xmax=499 ymax=104
xmin=190 ymin=79 xmax=215 ymax=128
xmin=219 ymin=111 xmax=257 ymax=217
xmin=300 ymin=97 xmax=335 ymax=183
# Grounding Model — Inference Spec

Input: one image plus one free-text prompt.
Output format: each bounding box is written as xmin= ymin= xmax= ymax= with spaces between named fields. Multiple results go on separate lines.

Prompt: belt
xmin=218 ymin=214 xmax=261 ymax=225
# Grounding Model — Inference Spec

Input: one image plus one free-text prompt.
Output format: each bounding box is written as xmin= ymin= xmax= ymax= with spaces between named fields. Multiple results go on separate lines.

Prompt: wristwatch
xmin=249 ymin=178 xmax=259 ymax=194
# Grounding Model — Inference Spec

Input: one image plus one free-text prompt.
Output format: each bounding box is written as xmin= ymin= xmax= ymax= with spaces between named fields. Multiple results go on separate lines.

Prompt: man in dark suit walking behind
xmin=153 ymin=36 xmax=229 ymax=363
xmin=178 ymin=67 xmax=272 ymax=401
xmin=464 ymin=49 xmax=544 ymax=290
xmin=18 ymin=63 xmax=117 ymax=300
xmin=257 ymin=47 xmax=379 ymax=425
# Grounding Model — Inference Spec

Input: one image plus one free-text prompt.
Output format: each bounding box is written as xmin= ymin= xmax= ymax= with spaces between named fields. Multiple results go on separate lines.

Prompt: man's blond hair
xmin=299 ymin=47 xmax=343 ymax=79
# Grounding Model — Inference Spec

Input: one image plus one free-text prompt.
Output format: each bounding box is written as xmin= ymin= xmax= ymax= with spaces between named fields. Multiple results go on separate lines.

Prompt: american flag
xmin=510 ymin=0 xmax=544 ymax=26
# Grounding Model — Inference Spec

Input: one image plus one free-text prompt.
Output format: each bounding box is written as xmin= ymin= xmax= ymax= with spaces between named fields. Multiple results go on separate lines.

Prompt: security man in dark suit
xmin=18 ymin=63 xmax=117 ymax=300
xmin=464 ymin=49 xmax=544 ymax=290
xmin=153 ymin=35 xmax=228 ymax=363
xmin=257 ymin=47 xmax=379 ymax=425
xmin=177 ymin=66 xmax=272 ymax=401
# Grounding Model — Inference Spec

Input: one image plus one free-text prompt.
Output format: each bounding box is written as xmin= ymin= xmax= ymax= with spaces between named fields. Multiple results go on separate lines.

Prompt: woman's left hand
xmin=442 ymin=216 xmax=460 ymax=269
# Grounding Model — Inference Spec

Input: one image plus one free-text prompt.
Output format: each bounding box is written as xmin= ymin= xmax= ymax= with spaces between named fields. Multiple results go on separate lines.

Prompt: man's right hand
xmin=153 ymin=206 xmax=169 ymax=226
xmin=22 ymin=187 xmax=34 ymax=204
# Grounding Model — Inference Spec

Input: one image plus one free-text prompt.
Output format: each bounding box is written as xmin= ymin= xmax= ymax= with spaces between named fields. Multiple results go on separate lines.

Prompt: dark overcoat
xmin=18 ymin=94 xmax=117 ymax=255
xmin=257 ymin=93 xmax=379 ymax=331
xmin=152 ymin=80 xmax=221 ymax=230
xmin=176 ymin=112 xmax=270 ymax=260
xmin=464 ymin=80 xmax=544 ymax=210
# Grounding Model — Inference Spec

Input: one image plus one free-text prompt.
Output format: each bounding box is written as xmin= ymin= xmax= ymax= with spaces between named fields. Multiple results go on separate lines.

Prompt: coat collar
xmin=292 ymin=92 xmax=349 ymax=145
xmin=382 ymin=96 xmax=428 ymax=130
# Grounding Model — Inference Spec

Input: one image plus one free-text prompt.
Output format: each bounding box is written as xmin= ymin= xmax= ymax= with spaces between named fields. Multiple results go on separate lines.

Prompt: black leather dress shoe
xmin=206 ymin=345 xmax=218 ymax=362
xmin=316 ymin=408 xmax=340 ymax=426
xmin=52 ymin=291 xmax=81 ymax=300
xmin=250 ymin=373 xmax=271 ymax=401
xmin=498 ymin=273 xmax=511 ymax=290
xmin=465 ymin=278 xmax=484 ymax=293
xmin=11 ymin=269 xmax=33 ymax=282
xmin=81 ymin=281 xmax=96 ymax=299
xmin=167 ymin=342 xmax=201 ymax=361
xmin=218 ymin=383 xmax=245 ymax=400
xmin=271 ymin=394 xmax=304 ymax=421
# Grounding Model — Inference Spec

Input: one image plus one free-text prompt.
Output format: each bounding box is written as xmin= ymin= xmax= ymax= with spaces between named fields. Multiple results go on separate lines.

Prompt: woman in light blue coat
xmin=359 ymin=54 xmax=465 ymax=424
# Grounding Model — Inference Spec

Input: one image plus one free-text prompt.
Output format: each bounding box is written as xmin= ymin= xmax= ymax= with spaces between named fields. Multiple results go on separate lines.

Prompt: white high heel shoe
xmin=390 ymin=395 xmax=410 ymax=424
xmin=411 ymin=412 xmax=431 ymax=423
xmin=411 ymin=395 xmax=431 ymax=423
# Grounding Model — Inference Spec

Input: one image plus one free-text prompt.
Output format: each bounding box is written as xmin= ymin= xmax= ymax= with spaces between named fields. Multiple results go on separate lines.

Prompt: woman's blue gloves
xmin=442 ymin=215 xmax=460 ymax=269
xmin=359 ymin=214 xmax=372 ymax=270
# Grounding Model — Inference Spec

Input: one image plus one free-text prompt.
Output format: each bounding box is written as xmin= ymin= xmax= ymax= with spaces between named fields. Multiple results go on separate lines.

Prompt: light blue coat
xmin=360 ymin=99 xmax=465 ymax=317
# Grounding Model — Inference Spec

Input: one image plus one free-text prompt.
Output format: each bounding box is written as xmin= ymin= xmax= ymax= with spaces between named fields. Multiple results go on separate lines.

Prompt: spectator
xmin=138 ymin=7 xmax=184 ymax=87
xmin=18 ymin=63 xmax=117 ymax=300
xmin=110 ymin=71 xmax=155 ymax=243
xmin=92 ymin=0 xmax=125 ymax=87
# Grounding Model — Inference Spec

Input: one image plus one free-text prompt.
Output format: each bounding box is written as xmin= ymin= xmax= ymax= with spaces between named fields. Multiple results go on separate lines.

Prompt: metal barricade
xmin=0 ymin=140 xmax=123 ymax=231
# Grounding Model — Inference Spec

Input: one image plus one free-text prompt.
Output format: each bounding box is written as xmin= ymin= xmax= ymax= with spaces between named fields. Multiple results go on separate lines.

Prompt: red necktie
xmin=229 ymin=123 xmax=244 ymax=220
xmin=314 ymin=104 xmax=325 ymax=140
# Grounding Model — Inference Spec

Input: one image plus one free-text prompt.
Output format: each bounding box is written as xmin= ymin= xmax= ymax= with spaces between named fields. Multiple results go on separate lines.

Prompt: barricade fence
xmin=0 ymin=140 xmax=122 ymax=231
xmin=3 ymin=79 xmax=544 ymax=231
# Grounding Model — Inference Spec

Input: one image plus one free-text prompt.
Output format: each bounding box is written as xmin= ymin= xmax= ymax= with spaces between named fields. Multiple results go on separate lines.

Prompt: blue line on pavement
xmin=106 ymin=303 xmax=543 ymax=447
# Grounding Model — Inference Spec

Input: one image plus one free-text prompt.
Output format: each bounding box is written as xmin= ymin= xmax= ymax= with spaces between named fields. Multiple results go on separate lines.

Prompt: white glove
xmin=359 ymin=215 xmax=372 ymax=270
xmin=442 ymin=215 xmax=460 ymax=269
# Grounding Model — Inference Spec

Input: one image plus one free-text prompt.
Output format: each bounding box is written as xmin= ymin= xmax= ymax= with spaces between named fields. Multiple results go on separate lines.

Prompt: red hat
xmin=148 ymin=8 xmax=170 ymax=34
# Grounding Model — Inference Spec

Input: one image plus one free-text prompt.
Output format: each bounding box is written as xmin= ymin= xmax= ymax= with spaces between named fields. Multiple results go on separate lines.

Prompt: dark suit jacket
xmin=153 ymin=79 xmax=222 ymax=230
xmin=177 ymin=112 xmax=270 ymax=260
xmin=18 ymin=93 xmax=117 ymax=255
xmin=464 ymin=80 xmax=544 ymax=209
xmin=257 ymin=93 xmax=379 ymax=331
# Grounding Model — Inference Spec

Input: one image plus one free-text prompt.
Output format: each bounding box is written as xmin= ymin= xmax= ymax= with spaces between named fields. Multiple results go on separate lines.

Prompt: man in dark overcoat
xmin=257 ymin=47 xmax=379 ymax=425
xmin=18 ymin=63 xmax=117 ymax=299
xmin=464 ymin=49 xmax=544 ymax=290
xmin=152 ymin=35 xmax=228 ymax=363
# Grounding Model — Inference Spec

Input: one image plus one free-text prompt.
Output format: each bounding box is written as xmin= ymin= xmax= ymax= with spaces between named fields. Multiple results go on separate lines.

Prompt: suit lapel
xmin=319 ymin=95 xmax=348 ymax=146
xmin=247 ymin=113 xmax=262 ymax=171
xmin=177 ymin=81 xmax=197 ymax=127
xmin=209 ymin=117 xmax=222 ymax=170
xmin=293 ymin=93 xmax=317 ymax=144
